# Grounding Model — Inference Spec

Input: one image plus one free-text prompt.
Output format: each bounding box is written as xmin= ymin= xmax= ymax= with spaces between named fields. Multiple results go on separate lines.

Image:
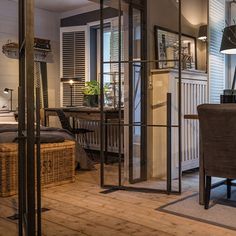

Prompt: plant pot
xmin=83 ymin=95 xmax=99 ymax=107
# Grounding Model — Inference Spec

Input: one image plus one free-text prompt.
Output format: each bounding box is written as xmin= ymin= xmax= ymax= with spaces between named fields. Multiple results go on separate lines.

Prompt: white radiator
xmin=180 ymin=79 xmax=208 ymax=171
xmin=77 ymin=120 xmax=124 ymax=153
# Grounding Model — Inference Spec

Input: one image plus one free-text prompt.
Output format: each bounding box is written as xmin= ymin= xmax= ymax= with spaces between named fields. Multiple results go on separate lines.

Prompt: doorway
xmin=16 ymin=0 xmax=185 ymax=235
xmin=99 ymin=0 xmax=182 ymax=194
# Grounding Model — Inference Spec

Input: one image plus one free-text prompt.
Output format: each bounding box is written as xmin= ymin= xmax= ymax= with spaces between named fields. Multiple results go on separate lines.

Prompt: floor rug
xmin=157 ymin=185 xmax=236 ymax=231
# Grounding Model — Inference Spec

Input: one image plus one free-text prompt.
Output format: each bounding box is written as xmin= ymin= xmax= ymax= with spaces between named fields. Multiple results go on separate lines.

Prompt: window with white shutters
xmin=209 ymin=0 xmax=225 ymax=103
xmin=61 ymin=29 xmax=86 ymax=107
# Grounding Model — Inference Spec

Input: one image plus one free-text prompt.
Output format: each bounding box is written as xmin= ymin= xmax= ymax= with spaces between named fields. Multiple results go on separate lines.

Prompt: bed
xmin=0 ymin=123 xmax=76 ymax=197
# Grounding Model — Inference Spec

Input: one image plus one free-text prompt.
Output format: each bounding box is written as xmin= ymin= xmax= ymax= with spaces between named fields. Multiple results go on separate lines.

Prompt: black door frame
xmin=99 ymin=0 xmax=182 ymax=194
xmin=18 ymin=0 xmax=41 ymax=235
xmin=16 ymin=0 xmax=182 ymax=235
xmin=128 ymin=1 xmax=148 ymax=184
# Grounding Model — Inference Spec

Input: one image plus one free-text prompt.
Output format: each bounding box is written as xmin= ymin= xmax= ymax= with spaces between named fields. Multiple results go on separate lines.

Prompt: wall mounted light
xmin=198 ymin=25 xmax=208 ymax=73
xmin=198 ymin=25 xmax=207 ymax=42
xmin=3 ymin=88 xmax=13 ymax=111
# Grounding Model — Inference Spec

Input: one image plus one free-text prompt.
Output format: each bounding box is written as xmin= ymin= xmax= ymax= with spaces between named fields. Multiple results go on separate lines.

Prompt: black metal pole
xmin=178 ymin=0 xmax=182 ymax=194
xmin=36 ymin=87 xmax=41 ymax=236
xmin=167 ymin=93 xmax=172 ymax=194
xmin=70 ymin=84 xmax=73 ymax=107
xmin=18 ymin=0 xmax=26 ymax=235
xmin=128 ymin=4 xmax=134 ymax=183
xmin=141 ymin=0 xmax=148 ymax=181
xmin=10 ymin=90 xmax=13 ymax=111
xmin=231 ymin=66 xmax=236 ymax=92
xmin=100 ymin=0 xmax=105 ymax=187
xmin=26 ymin=0 xmax=36 ymax=234
xmin=18 ymin=87 xmax=24 ymax=236
xmin=118 ymin=0 xmax=122 ymax=188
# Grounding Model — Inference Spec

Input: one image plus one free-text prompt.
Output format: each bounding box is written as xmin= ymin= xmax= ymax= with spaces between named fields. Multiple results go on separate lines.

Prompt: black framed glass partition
xmin=18 ymin=0 xmax=40 ymax=235
xmin=99 ymin=0 xmax=182 ymax=194
xmin=16 ymin=0 xmax=186 ymax=234
xmin=6 ymin=0 xmax=214 ymax=234
xmin=129 ymin=5 xmax=147 ymax=184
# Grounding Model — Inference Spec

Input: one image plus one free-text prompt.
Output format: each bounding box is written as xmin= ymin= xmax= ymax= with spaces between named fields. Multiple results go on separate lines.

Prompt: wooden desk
xmin=184 ymin=114 xmax=204 ymax=205
xmin=44 ymin=107 xmax=124 ymax=160
xmin=44 ymin=107 xmax=121 ymax=126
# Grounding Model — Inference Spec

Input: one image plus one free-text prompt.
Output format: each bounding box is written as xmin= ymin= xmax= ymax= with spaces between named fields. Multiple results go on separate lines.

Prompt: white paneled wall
xmin=151 ymin=69 xmax=208 ymax=179
xmin=181 ymin=79 xmax=207 ymax=171
xmin=0 ymin=0 xmax=60 ymax=111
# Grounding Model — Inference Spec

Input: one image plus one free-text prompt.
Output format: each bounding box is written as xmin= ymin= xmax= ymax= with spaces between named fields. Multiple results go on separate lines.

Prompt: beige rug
xmin=158 ymin=185 xmax=236 ymax=231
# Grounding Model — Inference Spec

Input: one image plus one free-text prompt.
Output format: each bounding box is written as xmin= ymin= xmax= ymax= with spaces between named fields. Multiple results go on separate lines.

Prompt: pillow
xmin=13 ymin=134 xmax=65 ymax=144
xmin=40 ymin=134 xmax=65 ymax=143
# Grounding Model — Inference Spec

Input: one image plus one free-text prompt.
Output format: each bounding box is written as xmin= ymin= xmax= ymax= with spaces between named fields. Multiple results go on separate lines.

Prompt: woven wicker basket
xmin=0 ymin=140 xmax=75 ymax=197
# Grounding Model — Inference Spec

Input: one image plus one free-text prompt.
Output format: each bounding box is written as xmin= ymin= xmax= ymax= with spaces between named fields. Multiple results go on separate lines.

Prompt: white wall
xmin=146 ymin=0 xmax=207 ymax=177
xmin=147 ymin=0 xmax=207 ymax=71
xmin=35 ymin=7 xmax=61 ymax=108
xmin=0 ymin=0 xmax=18 ymax=110
xmin=0 ymin=0 xmax=60 ymax=111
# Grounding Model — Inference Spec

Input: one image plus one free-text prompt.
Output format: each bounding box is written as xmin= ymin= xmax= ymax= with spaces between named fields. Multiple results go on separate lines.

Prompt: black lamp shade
xmin=220 ymin=25 xmax=236 ymax=54
xmin=198 ymin=25 xmax=207 ymax=41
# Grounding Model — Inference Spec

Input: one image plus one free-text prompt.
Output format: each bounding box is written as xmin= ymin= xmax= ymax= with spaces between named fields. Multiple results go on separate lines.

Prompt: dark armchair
xmin=198 ymin=104 xmax=236 ymax=209
xmin=56 ymin=109 xmax=93 ymax=138
xmin=56 ymin=109 xmax=94 ymax=164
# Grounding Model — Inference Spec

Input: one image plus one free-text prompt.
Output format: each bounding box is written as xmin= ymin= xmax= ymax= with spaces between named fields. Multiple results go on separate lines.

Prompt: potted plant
xmin=83 ymin=81 xmax=100 ymax=107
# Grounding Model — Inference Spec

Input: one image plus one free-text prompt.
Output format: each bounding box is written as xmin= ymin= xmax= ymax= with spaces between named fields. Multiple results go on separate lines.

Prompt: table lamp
xmin=3 ymin=88 xmax=13 ymax=111
xmin=61 ymin=77 xmax=82 ymax=107
xmin=220 ymin=25 xmax=236 ymax=103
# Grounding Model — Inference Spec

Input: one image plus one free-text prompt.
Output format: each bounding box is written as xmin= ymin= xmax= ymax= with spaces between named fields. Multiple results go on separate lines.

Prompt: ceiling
xmin=10 ymin=0 xmax=94 ymax=12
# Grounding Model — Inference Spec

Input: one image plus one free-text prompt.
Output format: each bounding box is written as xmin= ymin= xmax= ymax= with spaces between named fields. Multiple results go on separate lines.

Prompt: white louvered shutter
xmin=61 ymin=28 xmax=86 ymax=107
xmin=209 ymin=0 xmax=225 ymax=103
xmin=110 ymin=19 xmax=124 ymax=104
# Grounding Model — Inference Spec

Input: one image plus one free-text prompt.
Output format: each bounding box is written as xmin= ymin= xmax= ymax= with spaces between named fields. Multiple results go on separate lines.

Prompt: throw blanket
xmin=0 ymin=123 xmax=94 ymax=170
xmin=0 ymin=124 xmax=75 ymax=143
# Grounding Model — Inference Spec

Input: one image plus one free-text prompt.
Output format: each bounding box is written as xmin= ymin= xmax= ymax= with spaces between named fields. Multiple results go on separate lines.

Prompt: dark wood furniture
xmin=220 ymin=94 xmax=236 ymax=103
xmin=198 ymin=104 xmax=236 ymax=209
xmin=184 ymin=113 xmax=234 ymax=205
xmin=55 ymin=109 xmax=94 ymax=166
xmin=44 ymin=107 xmax=124 ymax=162
xmin=44 ymin=107 xmax=121 ymax=126
xmin=55 ymin=109 xmax=93 ymax=137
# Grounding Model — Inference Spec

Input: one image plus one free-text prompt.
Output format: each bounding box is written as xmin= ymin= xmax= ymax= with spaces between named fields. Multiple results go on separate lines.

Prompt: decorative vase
xmin=83 ymin=95 xmax=99 ymax=107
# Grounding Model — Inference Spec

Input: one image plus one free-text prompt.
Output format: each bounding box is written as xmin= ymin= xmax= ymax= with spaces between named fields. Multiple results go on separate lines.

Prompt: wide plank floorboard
xmin=0 ymin=169 xmax=236 ymax=236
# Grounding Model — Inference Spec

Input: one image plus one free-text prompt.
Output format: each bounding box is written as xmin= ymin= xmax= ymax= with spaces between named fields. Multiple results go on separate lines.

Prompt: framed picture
xmin=154 ymin=25 xmax=197 ymax=70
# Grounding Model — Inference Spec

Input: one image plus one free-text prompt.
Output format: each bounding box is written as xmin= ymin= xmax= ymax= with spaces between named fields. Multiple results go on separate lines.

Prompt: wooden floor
xmin=0 ymin=165 xmax=236 ymax=236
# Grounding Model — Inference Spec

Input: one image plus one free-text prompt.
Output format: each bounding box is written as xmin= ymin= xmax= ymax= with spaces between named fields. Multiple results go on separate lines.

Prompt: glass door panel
xmin=131 ymin=8 xmax=142 ymax=182
xmin=100 ymin=0 xmax=182 ymax=194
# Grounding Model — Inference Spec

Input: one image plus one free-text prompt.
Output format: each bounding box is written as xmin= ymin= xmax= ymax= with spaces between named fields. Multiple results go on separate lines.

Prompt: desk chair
xmin=56 ymin=109 xmax=94 ymax=163
xmin=198 ymin=104 xmax=236 ymax=209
